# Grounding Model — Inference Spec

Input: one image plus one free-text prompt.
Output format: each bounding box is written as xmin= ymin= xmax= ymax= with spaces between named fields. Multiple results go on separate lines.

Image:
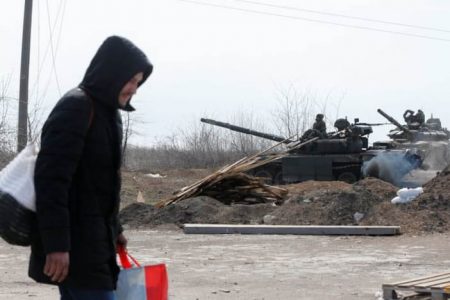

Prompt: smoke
xmin=419 ymin=141 xmax=449 ymax=170
xmin=363 ymin=142 xmax=450 ymax=187
xmin=400 ymin=141 xmax=450 ymax=187
xmin=362 ymin=151 xmax=421 ymax=186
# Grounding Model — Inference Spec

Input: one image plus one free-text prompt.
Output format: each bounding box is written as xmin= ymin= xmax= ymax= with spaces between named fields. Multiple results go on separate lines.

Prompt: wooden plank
xmin=407 ymin=278 xmax=450 ymax=288
xmin=397 ymin=279 xmax=450 ymax=289
xmin=183 ymin=224 xmax=400 ymax=235
xmin=385 ymin=272 xmax=450 ymax=287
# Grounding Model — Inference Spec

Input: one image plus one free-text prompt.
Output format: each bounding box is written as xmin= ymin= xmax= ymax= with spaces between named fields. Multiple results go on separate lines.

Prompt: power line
xmin=29 ymin=0 xmax=66 ymax=100
xmin=35 ymin=0 xmax=41 ymax=103
xmin=53 ymin=0 xmax=68 ymax=88
xmin=230 ymin=0 xmax=450 ymax=34
xmin=177 ymin=0 xmax=450 ymax=42
xmin=46 ymin=0 xmax=62 ymax=96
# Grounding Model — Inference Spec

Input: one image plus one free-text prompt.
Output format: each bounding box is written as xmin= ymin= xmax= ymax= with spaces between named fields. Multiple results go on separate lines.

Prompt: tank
xmin=201 ymin=118 xmax=422 ymax=186
xmin=374 ymin=109 xmax=450 ymax=170
xmin=376 ymin=109 xmax=450 ymax=144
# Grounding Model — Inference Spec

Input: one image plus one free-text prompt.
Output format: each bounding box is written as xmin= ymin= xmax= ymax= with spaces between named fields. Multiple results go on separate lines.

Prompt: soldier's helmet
xmin=334 ymin=118 xmax=350 ymax=131
xmin=316 ymin=114 xmax=324 ymax=120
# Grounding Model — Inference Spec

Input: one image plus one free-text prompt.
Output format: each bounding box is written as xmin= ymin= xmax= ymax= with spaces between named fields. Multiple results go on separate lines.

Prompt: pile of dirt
xmin=120 ymin=196 xmax=276 ymax=228
xmin=412 ymin=165 xmax=450 ymax=209
xmin=119 ymin=173 xmax=450 ymax=235
xmin=269 ymin=188 xmax=386 ymax=226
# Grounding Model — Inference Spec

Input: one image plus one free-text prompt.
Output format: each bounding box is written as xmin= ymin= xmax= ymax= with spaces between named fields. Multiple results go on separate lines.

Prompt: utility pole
xmin=17 ymin=0 xmax=33 ymax=152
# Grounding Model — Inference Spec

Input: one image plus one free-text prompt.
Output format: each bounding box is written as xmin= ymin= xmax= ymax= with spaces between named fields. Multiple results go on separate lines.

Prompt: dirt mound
xmin=410 ymin=164 xmax=450 ymax=210
xmin=120 ymin=196 xmax=277 ymax=228
xmin=119 ymin=174 xmax=450 ymax=234
xmin=362 ymin=202 xmax=450 ymax=234
xmin=216 ymin=203 xmax=277 ymax=224
xmin=353 ymin=177 xmax=398 ymax=200
xmin=269 ymin=180 xmax=390 ymax=226
xmin=284 ymin=180 xmax=352 ymax=196
xmin=120 ymin=197 xmax=223 ymax=228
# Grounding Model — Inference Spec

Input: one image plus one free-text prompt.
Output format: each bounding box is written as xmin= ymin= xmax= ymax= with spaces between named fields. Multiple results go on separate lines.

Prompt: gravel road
xmin=1 ymin=229 xmax=449 ymax=300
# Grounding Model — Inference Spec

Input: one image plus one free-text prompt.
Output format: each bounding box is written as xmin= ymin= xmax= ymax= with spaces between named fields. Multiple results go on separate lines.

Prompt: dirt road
xmin=1 ymin=229 xmax=449 ymax=300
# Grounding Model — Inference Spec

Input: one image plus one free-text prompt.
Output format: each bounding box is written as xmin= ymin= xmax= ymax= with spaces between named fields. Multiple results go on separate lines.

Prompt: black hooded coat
xmin=29 ymin=36 xmax=152 ymax=289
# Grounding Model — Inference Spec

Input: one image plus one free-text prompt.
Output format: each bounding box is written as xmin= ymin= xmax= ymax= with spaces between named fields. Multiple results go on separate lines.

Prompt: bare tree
xmin=121 ymin=110 xmax=149 ymax=167
xmin=313 ymin=90 xmax=345 ymax=130
xmin=227 ymin=111 xmax=273 ymax=155
xmin=121 ymin=89 xmax=346 ymax=172
xmin=272 ymin=84 xmax=316 ymax=139
xmin=122 ymin=112 xmax=274 ymax=171
xmin=27 ymin=90 xmax=47 ymax=143
xmin=0 ymin=75 xmax=16 ymax=167
xmin=272 ymin=85 xmax=344 ymax=138
xmin=121 ymin=111 xmax=132 ymax=164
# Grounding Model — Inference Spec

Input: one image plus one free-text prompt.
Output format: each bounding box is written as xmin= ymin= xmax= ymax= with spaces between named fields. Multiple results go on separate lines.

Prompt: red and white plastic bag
xmin=116 ymin=245 xmax=168 ymax=300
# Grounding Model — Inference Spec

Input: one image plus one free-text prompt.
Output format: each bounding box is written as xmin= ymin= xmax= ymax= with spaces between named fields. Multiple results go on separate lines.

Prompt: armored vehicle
xmin=375 ymin=109 xmax=449 ymax=146
xmin=201 ymin=118 xmax=422 ymax=185
xmin=374 ymin=109 xmax=449 ymax=170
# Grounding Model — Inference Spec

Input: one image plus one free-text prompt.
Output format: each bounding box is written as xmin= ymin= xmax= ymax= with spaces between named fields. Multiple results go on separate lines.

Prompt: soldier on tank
xmin=403 ymin=109 xmax=425 ymax=127
xmin=334 ymin=118 xmax=350 ymax=131
xmin=301 ymin=113 xmax=327 ymax=141
xmin=313 ymin=113 xmax=327 ymax=134
xmin=403 ymin=109 xmax=414 ymax=125
xmin=415 ymin=109 xmax=425 ymax=125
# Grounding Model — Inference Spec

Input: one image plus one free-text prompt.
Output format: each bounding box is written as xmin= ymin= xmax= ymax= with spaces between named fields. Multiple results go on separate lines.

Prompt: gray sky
xmin=2 ymin=0 xmax=450 ymax=146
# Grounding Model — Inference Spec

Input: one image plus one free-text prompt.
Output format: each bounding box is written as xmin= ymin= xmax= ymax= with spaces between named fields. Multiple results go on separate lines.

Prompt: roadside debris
xmin=145 ymin=173 xmax=166 ymax=178
xmin=391 ymin=187 xmax=424 ymax=204
xmin=154 ymin=136 xmax=317 ymax=208
xmin=120 ymin=173 xmax=450 ymax=234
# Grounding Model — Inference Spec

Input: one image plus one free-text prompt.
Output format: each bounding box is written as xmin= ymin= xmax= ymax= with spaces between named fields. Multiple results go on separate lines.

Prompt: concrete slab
xmin=183 ymin=224 xmax=401 ymax=235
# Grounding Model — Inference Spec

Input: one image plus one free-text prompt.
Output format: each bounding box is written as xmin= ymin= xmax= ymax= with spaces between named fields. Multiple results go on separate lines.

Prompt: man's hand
xmin=116 ymin=233 xmax=128 ymax=250
xmin=44 ymin=252 xmax=69 ymax=283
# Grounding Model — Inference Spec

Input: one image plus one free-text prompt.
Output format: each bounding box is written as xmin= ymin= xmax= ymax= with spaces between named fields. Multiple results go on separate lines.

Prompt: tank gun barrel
xmin=355 ymin=122 xmax=390 ymax=126
xmin=377 ymin=109 xmax=411 ymax=133
xmin=200 ymin=118 xmax=294 ymax=143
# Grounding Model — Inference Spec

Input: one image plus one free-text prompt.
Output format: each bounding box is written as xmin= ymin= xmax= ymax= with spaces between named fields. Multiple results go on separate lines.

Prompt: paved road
xmin=1 ymin=229 xmax=449 ymax=300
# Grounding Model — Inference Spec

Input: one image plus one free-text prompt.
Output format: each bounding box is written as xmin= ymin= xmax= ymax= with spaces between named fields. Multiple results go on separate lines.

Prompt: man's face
xmin=118 ymin=72 xmax=144 ymax=108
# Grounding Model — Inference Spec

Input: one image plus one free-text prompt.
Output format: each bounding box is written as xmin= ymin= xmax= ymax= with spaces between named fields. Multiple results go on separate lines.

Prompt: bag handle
xmin=117 ymin=245 xmax=141 ymax=269
xmin=78 ymin=88 xmax=95 ymax=129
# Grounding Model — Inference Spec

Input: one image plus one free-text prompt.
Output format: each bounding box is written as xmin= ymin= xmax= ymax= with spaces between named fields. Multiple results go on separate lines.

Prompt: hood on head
xmin=79 ymin=36 xmax=153 ymax=111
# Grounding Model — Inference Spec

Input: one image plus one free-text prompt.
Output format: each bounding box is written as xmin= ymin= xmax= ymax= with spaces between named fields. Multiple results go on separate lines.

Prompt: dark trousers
xmin=59 ymin=286 xmax=116 ymax=300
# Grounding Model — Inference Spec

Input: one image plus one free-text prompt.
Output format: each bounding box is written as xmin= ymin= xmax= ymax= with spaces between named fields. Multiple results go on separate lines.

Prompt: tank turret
xmin=377 ymin=109 xmax=411 ymax=134
xmin=377 ymin=109 xmax=449 ymax=143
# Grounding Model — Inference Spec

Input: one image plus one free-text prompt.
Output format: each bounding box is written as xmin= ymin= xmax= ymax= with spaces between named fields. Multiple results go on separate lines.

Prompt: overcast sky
xmin=2 ymin=0 xmax=450 ymax=146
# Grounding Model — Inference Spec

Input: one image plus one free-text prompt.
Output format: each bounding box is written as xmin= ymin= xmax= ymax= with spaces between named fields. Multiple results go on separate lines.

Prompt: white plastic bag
xmin=0 ymin=143 xmax=38 ymax=246
xmin=391 ymin=187 xmax=423 ymax=204
xmin=0 ymin=143 xmax=38 ymax=211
